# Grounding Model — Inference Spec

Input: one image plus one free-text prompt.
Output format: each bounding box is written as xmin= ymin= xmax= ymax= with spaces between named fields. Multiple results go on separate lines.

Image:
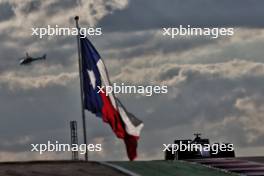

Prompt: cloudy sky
xmin=0 ymin=0 xmax=264 ymax=161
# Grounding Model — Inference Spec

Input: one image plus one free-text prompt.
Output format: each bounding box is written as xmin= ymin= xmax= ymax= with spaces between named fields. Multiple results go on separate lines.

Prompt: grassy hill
xmin=0 ymin=160 xmax=238 ymax=176
xmin=0 ymin=161 xmax=127 ymax=176
xmin=112 ymin=160 xmax=238 ymax=176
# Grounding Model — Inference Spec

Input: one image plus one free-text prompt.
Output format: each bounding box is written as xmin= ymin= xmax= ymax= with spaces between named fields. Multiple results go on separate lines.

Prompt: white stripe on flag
xmin=118 ymin=105 xmax=144 ymax=136
xmin=96 ymin=58 xmax=143 ymax=137
xmin=96 ymin=59 xmax=117 ymax=109
xmin=87 ymin=70 xmax=96 ymax=89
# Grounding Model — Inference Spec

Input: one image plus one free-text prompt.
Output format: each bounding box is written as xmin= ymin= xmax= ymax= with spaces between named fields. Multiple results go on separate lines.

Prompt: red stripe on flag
xmin=100 ymin=91 xmax=126 ymax=138
xmin=99 ymin=91 xmax=139 ymax=161
xmin=124 ymin=134 xmax=138 ymax=161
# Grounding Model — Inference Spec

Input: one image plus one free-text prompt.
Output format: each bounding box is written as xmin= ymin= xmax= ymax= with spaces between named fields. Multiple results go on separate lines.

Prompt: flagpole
xmin=74 ymin=16 xmax=88 ymax=161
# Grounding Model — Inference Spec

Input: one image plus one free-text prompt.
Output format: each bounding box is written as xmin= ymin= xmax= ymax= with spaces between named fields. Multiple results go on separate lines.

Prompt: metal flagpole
xmin=74 ymin=16 xmax=88 ymax=161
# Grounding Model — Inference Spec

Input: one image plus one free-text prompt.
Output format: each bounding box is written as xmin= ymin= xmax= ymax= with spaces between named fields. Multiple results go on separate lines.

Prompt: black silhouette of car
xmin=165 ymin=133 xmax=235 ymax=160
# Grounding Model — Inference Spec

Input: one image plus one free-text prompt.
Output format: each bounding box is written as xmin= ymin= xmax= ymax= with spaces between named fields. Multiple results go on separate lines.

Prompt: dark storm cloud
xmin=19 ymin=0 xmax=42 ymax=14
xmin=0 ymin=2 xmax=15 ymax=22
xmin=98 ymin=0 xmax=264 ymax=31
xmin=45 ymin=0 xmax=79 ymax=16
xmin=96 ymin=31 xmax=223 ymax=60
xmin=211 ymin=119 xmax=264 ymax=148
xmin=142 ymin=76 xmax=257 ymax=131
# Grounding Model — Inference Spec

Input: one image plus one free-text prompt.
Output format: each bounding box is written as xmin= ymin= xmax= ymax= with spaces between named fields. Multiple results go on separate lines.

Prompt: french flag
xmin=80 ymin=37 xmax=144 ymax=161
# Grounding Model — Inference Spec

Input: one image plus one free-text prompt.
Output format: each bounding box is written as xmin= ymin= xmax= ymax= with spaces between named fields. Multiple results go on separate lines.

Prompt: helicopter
xmin=19 ymin=52 xmax=46 ymax=65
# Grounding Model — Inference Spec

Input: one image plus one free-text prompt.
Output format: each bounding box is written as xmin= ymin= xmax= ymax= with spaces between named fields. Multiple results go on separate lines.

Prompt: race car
xmin=165 ymin=133 xmax=235 ymax=160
